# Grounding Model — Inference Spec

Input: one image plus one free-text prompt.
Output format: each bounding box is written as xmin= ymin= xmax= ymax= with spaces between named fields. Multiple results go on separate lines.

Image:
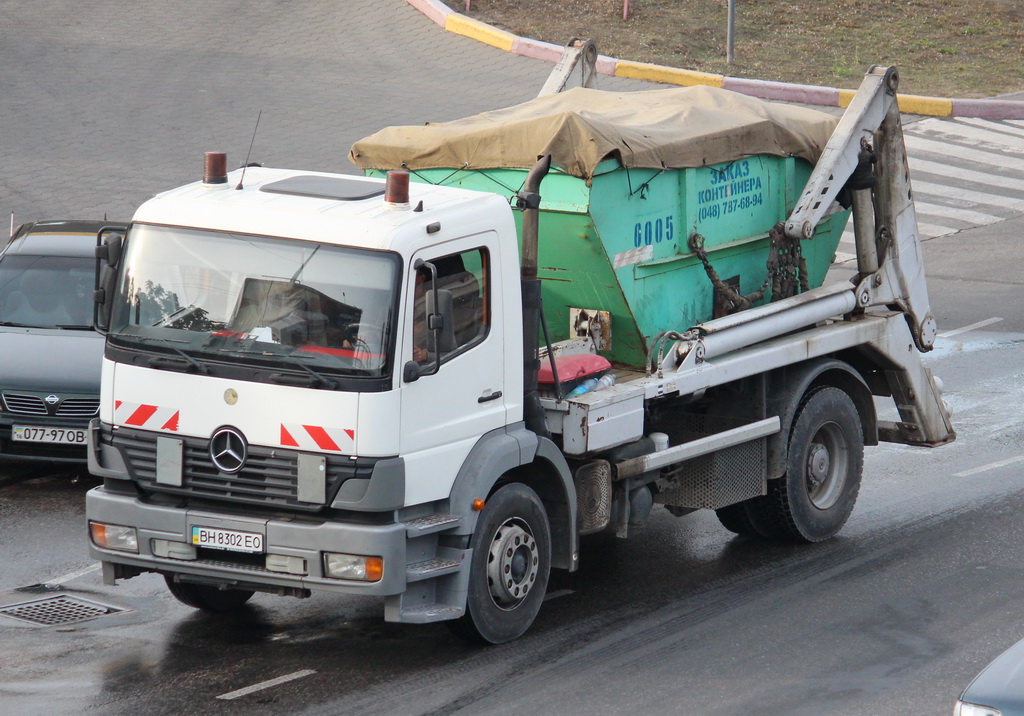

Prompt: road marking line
xmin=840 ymin=218 xmax=953 ymax=243
xmin=905 ymin=133 xmax=1024 ymax=170
xmin=954 ymin=117 xmax=1024 ymax=139
xmin=913 ymin=201 xmax=1004 ymax=227
xmin=954 ymin=455 xmax=1024 ymax=478
xmin=216 ymin=670 xmax=317 ymax=701
xmin=921 ymin=121 xmax=1024 ymax=153
xmin=938 ymin=317 xmax=1004 ymax=339
xmin=913 ymin=180 xmax=1024 ymax=211
xmin=543 ymin=589 xmax=575 ymax=601
xmin=911 ymin=157 xmax=1024 ymax=194
xmin=44 ymin=564 xmax=101 ymax=586
xmin=948 ymin=120 xmax=1024 ymax=148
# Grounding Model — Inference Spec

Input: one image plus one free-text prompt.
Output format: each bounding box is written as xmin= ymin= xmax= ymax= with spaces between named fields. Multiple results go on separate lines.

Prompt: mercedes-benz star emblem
xmin=209 ymin=427 xmax=247 ymax=474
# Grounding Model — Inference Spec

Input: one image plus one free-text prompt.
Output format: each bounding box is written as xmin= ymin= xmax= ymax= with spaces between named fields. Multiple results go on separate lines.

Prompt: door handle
xmin=478 ymin=390 xmax=502 ymax=403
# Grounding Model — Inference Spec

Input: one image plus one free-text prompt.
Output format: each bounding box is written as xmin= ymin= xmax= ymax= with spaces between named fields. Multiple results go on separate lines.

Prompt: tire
xmin=747 ymin=387 xmax=864 ymax=543
xmin=164 ymin=574 xmax=255 ymax=612
xmin=446 ymin=483 xmax=551 ymax=644
xmin=714 ymin=501 xmax=761 ymax=537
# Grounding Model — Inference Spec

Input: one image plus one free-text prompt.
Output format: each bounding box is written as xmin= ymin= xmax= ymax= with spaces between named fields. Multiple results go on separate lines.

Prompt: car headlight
xmin=955 ymin=700 xmax=1002 ymax=716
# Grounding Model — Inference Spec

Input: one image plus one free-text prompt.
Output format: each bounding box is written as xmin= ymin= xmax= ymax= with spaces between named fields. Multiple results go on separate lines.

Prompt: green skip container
xmin=351 ymin=86 xmax=850 ymax=369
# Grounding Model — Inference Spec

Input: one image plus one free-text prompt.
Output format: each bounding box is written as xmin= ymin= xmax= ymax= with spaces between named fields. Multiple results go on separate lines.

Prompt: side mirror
xmin=93 ymin=225 xmax=127 ymax=334
xmin=404 ymin=288 xmax=455 ymax=383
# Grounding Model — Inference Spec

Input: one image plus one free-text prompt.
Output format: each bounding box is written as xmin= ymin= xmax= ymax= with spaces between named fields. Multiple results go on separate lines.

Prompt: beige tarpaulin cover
xmin=348 ymin=86 xmax=838 ymax=181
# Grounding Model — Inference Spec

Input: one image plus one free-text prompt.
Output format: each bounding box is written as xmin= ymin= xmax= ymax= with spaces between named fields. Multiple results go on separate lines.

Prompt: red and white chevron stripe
xmin=280 ymin=423 xmax=355 ymax=453
xmin=114 ymin=401 xmax=180 ymax=432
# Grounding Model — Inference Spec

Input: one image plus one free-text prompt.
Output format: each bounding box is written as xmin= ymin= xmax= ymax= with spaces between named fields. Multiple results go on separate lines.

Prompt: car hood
xmin=961 ymin=636 xmax=1024 ymax=712
xmin=1 ymin=327 xmax=104 ymax=393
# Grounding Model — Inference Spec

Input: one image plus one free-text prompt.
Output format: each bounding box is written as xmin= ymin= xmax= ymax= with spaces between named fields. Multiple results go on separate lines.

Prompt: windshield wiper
xmin=270 ymin=357 xmax=338 ymax=390
xmin=142 ymin=336 xmax=210 ymax=374
xmin=0 ymin=321 xmax=35 ymax=328
xmin=55 ymin=324 xmax=95 ymax=331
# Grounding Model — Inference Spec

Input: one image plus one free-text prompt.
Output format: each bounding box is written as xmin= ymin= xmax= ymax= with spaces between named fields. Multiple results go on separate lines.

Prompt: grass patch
xmin=465 ymin=0 xmax=1024 ymax=97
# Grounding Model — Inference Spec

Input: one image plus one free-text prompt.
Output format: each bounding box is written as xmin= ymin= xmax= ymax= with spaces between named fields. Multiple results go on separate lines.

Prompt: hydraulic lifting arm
xmin=785 ymin=65 xmax=937 ymax=353
xmin=661 ymin=66 xmax=954 ymax=446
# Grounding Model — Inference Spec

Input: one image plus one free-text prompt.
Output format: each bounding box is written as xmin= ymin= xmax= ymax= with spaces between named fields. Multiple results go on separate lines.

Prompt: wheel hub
xmin=805 ymin=423 xmax=848 ymax=511
xmin=807 ymin=443 xmax=831 ymax=488
xmin=487 ymin=518 xmax=539 ymax=610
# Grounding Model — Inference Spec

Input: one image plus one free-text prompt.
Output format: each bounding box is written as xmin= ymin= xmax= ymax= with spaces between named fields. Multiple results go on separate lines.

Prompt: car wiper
xmin=0 ymin=320 xmax=36 ymax=328
xmin=55 ymin=324 xmax=95 ymax=331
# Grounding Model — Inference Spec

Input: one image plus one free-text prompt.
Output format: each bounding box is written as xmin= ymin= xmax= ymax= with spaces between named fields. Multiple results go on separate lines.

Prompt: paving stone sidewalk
xmin=0 ymin=0 xmax=645 ymax=223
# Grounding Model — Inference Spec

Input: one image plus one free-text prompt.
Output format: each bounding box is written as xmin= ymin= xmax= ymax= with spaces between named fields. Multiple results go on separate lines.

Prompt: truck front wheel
xmin=446 ymin=483 xmax=551 ymax=644
xmin=749 ymin=386 xmax=864 ymax=543
xmin=164 ymin=574 xmax=254 ymax=612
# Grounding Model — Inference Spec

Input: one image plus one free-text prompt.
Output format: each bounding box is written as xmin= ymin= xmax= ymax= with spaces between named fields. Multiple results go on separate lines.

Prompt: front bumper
xmin=0 ymin=417 xmax=90 ymax=464
xmin=86 ymin=486 xmax=408 ymax=596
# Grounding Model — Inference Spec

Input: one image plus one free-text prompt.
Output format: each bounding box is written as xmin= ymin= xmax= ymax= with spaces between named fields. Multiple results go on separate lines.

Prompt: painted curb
xmin=405 ymin=0 xmax=1024 ymax=119
xmin=444 ymin=12 xmax=516 ymax=52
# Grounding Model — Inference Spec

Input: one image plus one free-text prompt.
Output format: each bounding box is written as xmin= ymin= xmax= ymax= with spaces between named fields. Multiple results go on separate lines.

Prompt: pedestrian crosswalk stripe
xmin=952 ymin=117 xmax=1024 ymax=139
xmin=910 ymin=157 xmax=1024 ymax=194
xmin=912 ymin=179 xmax=1024 ymax=211
xmin=913 ymin=201 xmax=1005 ymax=226
xmin=840 ymin=218 xmax=959 ymax=244
xmin=905 ymin=134 xmax=1024 ymax=171
xmin=915 ymin=119 xmax=1024 ymax=153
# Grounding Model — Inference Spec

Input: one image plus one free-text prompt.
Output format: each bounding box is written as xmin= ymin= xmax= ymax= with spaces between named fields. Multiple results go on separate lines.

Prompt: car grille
xmin=109 ymin=427 xmax=377 ymax=512
xmin=2 ymin=393 xmax=100 ymax=417
xmin=56 ymin=398 xmax=101 ymax=417
xmin=2 ymin=394 xmax=48 ymax=415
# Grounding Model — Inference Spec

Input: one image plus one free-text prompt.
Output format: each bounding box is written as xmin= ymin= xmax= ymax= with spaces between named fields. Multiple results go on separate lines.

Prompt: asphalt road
xmin=4 ymin=2 xmax=1024 ymax=715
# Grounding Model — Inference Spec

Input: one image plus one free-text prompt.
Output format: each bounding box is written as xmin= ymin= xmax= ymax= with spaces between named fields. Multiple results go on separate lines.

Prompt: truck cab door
xmin=399 ymin=234 xmax=507 ymax=505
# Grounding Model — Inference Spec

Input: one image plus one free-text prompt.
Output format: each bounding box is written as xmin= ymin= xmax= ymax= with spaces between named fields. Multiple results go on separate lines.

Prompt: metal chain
xmin=688 ymin=221 xmax=809 ymax=317
xmin=768 ymin=221 xmax=809 ymax=301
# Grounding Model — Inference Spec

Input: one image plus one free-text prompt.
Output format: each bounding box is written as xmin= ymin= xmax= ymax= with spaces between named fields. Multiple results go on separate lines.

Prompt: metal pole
xmin=727 ymin=0 xmax=735 ymax=65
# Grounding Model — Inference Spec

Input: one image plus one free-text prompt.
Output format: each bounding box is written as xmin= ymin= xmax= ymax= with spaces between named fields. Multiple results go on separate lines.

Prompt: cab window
xmin=412 ymin=248 xmax=488 ymax=364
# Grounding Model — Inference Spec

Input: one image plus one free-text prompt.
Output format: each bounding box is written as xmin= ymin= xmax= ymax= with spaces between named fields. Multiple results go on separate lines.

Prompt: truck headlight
xmin=323 ymin=552 xmax=383 ymax=582
xmin=89 ymin=521 xmax=139 ymax=553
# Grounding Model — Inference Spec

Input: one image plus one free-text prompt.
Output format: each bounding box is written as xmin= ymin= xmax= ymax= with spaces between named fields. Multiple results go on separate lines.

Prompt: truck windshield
xmin=109 ymin=225 xmax=399 ymax=379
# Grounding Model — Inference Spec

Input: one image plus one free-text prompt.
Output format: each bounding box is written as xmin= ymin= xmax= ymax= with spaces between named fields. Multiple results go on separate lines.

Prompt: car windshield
xmin=109 ymin=225 xmax=400 ymax=379
xmin=0 ymin=254 xmax=95 ymax=329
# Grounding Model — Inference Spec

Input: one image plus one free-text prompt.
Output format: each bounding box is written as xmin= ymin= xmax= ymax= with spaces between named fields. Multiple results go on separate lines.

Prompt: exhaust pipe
xmin=518 ymin=155 xmax=552 ymax=437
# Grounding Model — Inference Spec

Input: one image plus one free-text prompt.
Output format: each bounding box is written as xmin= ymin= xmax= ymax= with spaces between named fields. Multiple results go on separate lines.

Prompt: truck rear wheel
xmin=714 ymin=502 xmax=760 ymax=537
xmin=446 ymin=483 xmax=551 ymax=644
xmin=748 ymin=387 xmax=864 ymax=543
xmin=164 ymin=574 xmax=254 ymax=612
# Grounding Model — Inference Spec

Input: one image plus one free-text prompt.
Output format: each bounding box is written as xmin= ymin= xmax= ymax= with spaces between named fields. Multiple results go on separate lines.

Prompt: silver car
xmin=956 ymin=636 xmax=1024 ymax=715
xmin=0 ymin=219 xmax=110 ymax=464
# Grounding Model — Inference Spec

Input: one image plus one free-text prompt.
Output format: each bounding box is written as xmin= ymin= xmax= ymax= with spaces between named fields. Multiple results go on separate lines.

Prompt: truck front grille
xmin=110 ymin=427 xmax=376 ymax=512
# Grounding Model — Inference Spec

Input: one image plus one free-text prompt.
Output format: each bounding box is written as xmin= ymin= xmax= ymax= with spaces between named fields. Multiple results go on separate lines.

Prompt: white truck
xmin=86 ymin=65 xmax=954 ymax=643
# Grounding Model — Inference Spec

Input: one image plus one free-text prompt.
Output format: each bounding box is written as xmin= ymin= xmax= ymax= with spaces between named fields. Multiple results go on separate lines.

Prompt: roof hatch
xmin=259 ymin=175 xmax=385 ymax=201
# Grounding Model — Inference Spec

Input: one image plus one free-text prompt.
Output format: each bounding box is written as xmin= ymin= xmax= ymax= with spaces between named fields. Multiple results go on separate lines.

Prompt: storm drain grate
xmin=0 ymin=594 xmax=127 ymax=626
